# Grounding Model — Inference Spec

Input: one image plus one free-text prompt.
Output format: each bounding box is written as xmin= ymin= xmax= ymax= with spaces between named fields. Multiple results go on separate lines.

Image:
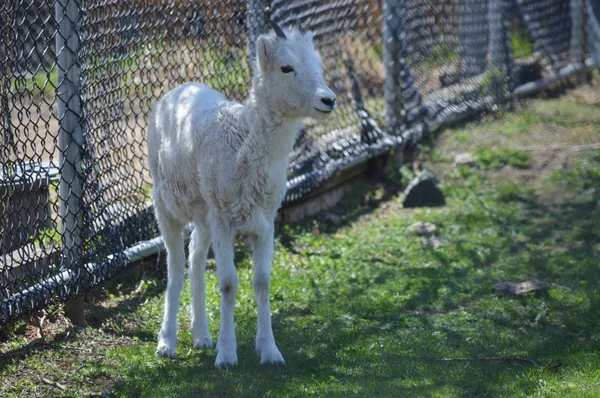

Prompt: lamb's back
xmin=148 ymin=82 xmax=234 ymax=177
xmin=147 ymin=83 xmax=245 ymax=220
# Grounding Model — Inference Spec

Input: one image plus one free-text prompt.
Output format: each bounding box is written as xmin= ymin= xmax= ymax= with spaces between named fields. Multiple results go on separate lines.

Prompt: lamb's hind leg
xmin=189 ymin=222 xmax=213 ymax=349
xmin=156 ymin=206 xmax=186 ymax=357
xmin=252 ymin=223 xmax=285 ymax=365
xmin=211 ymin=222 xmax=238 ymax=368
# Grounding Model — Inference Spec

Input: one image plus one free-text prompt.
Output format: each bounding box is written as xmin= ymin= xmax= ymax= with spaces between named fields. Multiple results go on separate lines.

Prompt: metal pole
xmin=383 ymin=0 xmax=403 ymax=140
xmin=571 ymin=0 xmax=585 ymax=65
xmin=488 ymin=0 xmax=513 ymax=107
xmin=461 ymin=0 xmax=487 ymax=78
xmin=503 ymin=0 xmax=517 ymax=102
xmin=246 ymin=0 xmax=266 ymax=73
xmin=55 ymin=0 xmax=85 ymax=325
xmin=586 ymin=0 xmax=600 ymax=67
xmin=488 ymin=0 xmax=504 ymax=72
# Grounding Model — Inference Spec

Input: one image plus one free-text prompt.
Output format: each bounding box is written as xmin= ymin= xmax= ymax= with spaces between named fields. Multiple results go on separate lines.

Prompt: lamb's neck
xmin=242 ymin=100 xmax=301 ymax=166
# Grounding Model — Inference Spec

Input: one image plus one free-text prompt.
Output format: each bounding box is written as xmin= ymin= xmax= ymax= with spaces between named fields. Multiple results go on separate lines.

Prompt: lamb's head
xmin=254 ymin=22 xmax=336 ymax=119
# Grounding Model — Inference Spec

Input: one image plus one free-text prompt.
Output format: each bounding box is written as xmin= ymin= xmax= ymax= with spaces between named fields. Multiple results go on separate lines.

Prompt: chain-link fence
xmin=1 ymin=0 xmax=597 ymax=325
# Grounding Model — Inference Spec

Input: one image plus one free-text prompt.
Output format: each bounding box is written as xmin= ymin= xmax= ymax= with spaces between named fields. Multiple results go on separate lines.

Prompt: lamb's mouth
xmin=314 ymin=108 xmax=332 ymax=113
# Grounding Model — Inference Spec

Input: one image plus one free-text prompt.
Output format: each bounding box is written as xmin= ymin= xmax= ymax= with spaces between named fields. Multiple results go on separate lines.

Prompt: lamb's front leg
xmin=252 ymin=224 xmax=285 ymax=365
xmin=156 ymin=217 xmax=185 ymax=358
xmin=189 ymin=224 xmax=213 ymax=349
xmin=212 ymin=224 xmax=238 ymax=368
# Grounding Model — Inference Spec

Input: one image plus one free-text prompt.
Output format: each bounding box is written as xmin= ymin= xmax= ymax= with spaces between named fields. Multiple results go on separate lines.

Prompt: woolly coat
xmin=147 ymin=82 xmax=299 ymax=231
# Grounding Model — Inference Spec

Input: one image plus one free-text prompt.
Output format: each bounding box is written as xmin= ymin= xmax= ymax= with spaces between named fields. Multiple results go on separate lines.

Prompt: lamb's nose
xmin=321 ymin=97 xmax=336 ymax=108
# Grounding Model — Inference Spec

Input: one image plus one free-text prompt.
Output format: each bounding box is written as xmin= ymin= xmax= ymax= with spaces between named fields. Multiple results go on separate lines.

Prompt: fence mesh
xmin=1 ymin=0 xmax=597 ymax=325
xmin=587 ymin=0 xmax=600 ymax=65
xmin=271 ymin=0 xmax=393 ymax=202
xmin=515 ymin=0 xmax=572 ymax=70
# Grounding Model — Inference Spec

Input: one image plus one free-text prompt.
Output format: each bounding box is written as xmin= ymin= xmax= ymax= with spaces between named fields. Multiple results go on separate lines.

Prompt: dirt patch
xmin=1 ymin=325 xmax=129 ymax=397
xmin=485 ymin=145 xmax=597 ymax=206
xmin=0 ymin=307 xmax=72 ymax=350
xmin=566 ymin=83 xmax=600 ymax=106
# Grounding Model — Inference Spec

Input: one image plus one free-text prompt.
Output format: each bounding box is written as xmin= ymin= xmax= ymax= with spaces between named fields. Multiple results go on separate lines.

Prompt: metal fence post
xmin=55 ymin=0 xmax=85 ymax=325
xmin=488 ymin=0 xmax=513 ymax=107
xmin=461 ymin=0 xmax=487 ymax=78
xmin=383 ymin=0 xmax=403 ymax=141
xmin=586 ymin=0 xmax=600 ymax=67
xmin=246 ymin=0 xmax=266 ymax=73
xmin=488 ymin=0 xmax=503 ymax=72
xmin=384 ymin=0 xmax=410 ymax=173
xmin=571 ymin=0 xmax=585 ymax=65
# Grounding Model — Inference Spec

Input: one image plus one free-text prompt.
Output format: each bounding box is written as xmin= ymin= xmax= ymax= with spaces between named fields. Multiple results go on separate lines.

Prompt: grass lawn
xmin=1 ymin=84 xmax=600 ymax=397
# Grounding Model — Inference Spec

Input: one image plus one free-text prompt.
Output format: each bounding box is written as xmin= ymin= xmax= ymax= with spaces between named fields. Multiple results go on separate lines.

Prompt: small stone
xmin=323 ymin=212 xmax=342 ymax=226
xmin=493 ymin=280 xmax=549 ymax=297
xmin=409 ymin=221 xmax=436 ymax=236
xmin=454 ymin=153 xmax=477 ymax=166
xmin=424 ymin=238 xmax=443 ymax=249
xmin=402 ymin=170 xmax=445 ymax=208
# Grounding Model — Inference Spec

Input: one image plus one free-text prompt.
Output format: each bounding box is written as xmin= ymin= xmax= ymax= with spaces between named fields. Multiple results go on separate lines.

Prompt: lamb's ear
xmin=257 ymin=35 xmax=277 ymax=71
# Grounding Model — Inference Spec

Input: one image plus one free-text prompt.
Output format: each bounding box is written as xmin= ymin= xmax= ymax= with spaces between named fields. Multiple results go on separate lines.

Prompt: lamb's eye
xmin=280 ymin=65 xmax=294 ymax=74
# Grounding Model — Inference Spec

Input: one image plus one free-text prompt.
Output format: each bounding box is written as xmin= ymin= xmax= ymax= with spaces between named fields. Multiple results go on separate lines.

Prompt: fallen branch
xmin=40 ymin=377 xmax=67 ymax=391
xmin=84 ymin=393 xmax=111 ymax=398
xmin=424 ymin=356 xmax=540 ymax=367
xmin=4 ymin=340 xmax=44 ymax=358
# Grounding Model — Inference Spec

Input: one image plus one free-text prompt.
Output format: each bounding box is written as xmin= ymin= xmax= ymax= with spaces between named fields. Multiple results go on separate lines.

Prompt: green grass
xmin=11 ymin=41 xmax=249 ymax=101
xmin=2 ymin=88 xmax=600 ymax=397
xmin=511 ymin=28 xmax=534 ymax=59
xmin=11 ymin=67 xmax=58 ymax=99
xmin=429 ymin=42 xmax=458 ymax=66
xmin=438 ymin=97 xmax=600 ymax=153
xmin=474 ymin=148 xmax=532 ymax=169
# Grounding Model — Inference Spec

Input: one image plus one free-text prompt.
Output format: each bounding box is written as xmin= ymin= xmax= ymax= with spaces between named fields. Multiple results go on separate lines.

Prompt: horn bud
xmin=269 ymin=21 xmax=287 ymax=40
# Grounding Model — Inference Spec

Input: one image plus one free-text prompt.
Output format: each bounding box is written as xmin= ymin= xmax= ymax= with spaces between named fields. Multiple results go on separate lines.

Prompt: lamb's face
xmin=256 ymin=26 xmax=336 ymax=119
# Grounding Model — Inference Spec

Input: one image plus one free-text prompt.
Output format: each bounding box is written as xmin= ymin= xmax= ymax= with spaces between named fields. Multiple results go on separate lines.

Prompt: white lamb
xmin=147 ymin=22 xmax=336 ymax=368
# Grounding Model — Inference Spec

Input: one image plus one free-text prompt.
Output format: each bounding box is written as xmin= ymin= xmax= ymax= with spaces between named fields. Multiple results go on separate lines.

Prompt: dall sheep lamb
xmin=147 ymin=22 xmax=336 ymax=368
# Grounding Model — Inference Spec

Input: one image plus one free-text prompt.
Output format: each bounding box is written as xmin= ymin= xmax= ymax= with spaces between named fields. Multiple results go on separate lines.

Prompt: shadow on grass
xmin=0 ymin=176 xmax=394 ymax=372
xmin=4 ymin=137 xmax=599 ymax=396
xmin=108 ymin=299 xmax=598 ymax=397
xmin=0 ymin=326 xmax=77 ymax=373
xmin=0 ymin=257 xmax=167 ymax=371
xmin=277 ymin=175 xmax=404 ymax=253
xmin=109 ymin=152 xmax=600 ymax=397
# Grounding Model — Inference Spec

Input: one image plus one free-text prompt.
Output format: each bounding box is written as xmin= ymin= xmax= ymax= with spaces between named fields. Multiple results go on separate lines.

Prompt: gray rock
xmin=402 ymin=171 xmax=445 ymax=208
xmin=423 ymin=238 xmax=443 ymax=249
xmin=493 ymin=280 xmax=549 ymax=297
xmin=323 ymin=212 xmax=343 ymax=226
xmin=454 ymin=153 xmax=477 ymax=166
xmin=408 ymin=221 xmax=437 ymax=236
